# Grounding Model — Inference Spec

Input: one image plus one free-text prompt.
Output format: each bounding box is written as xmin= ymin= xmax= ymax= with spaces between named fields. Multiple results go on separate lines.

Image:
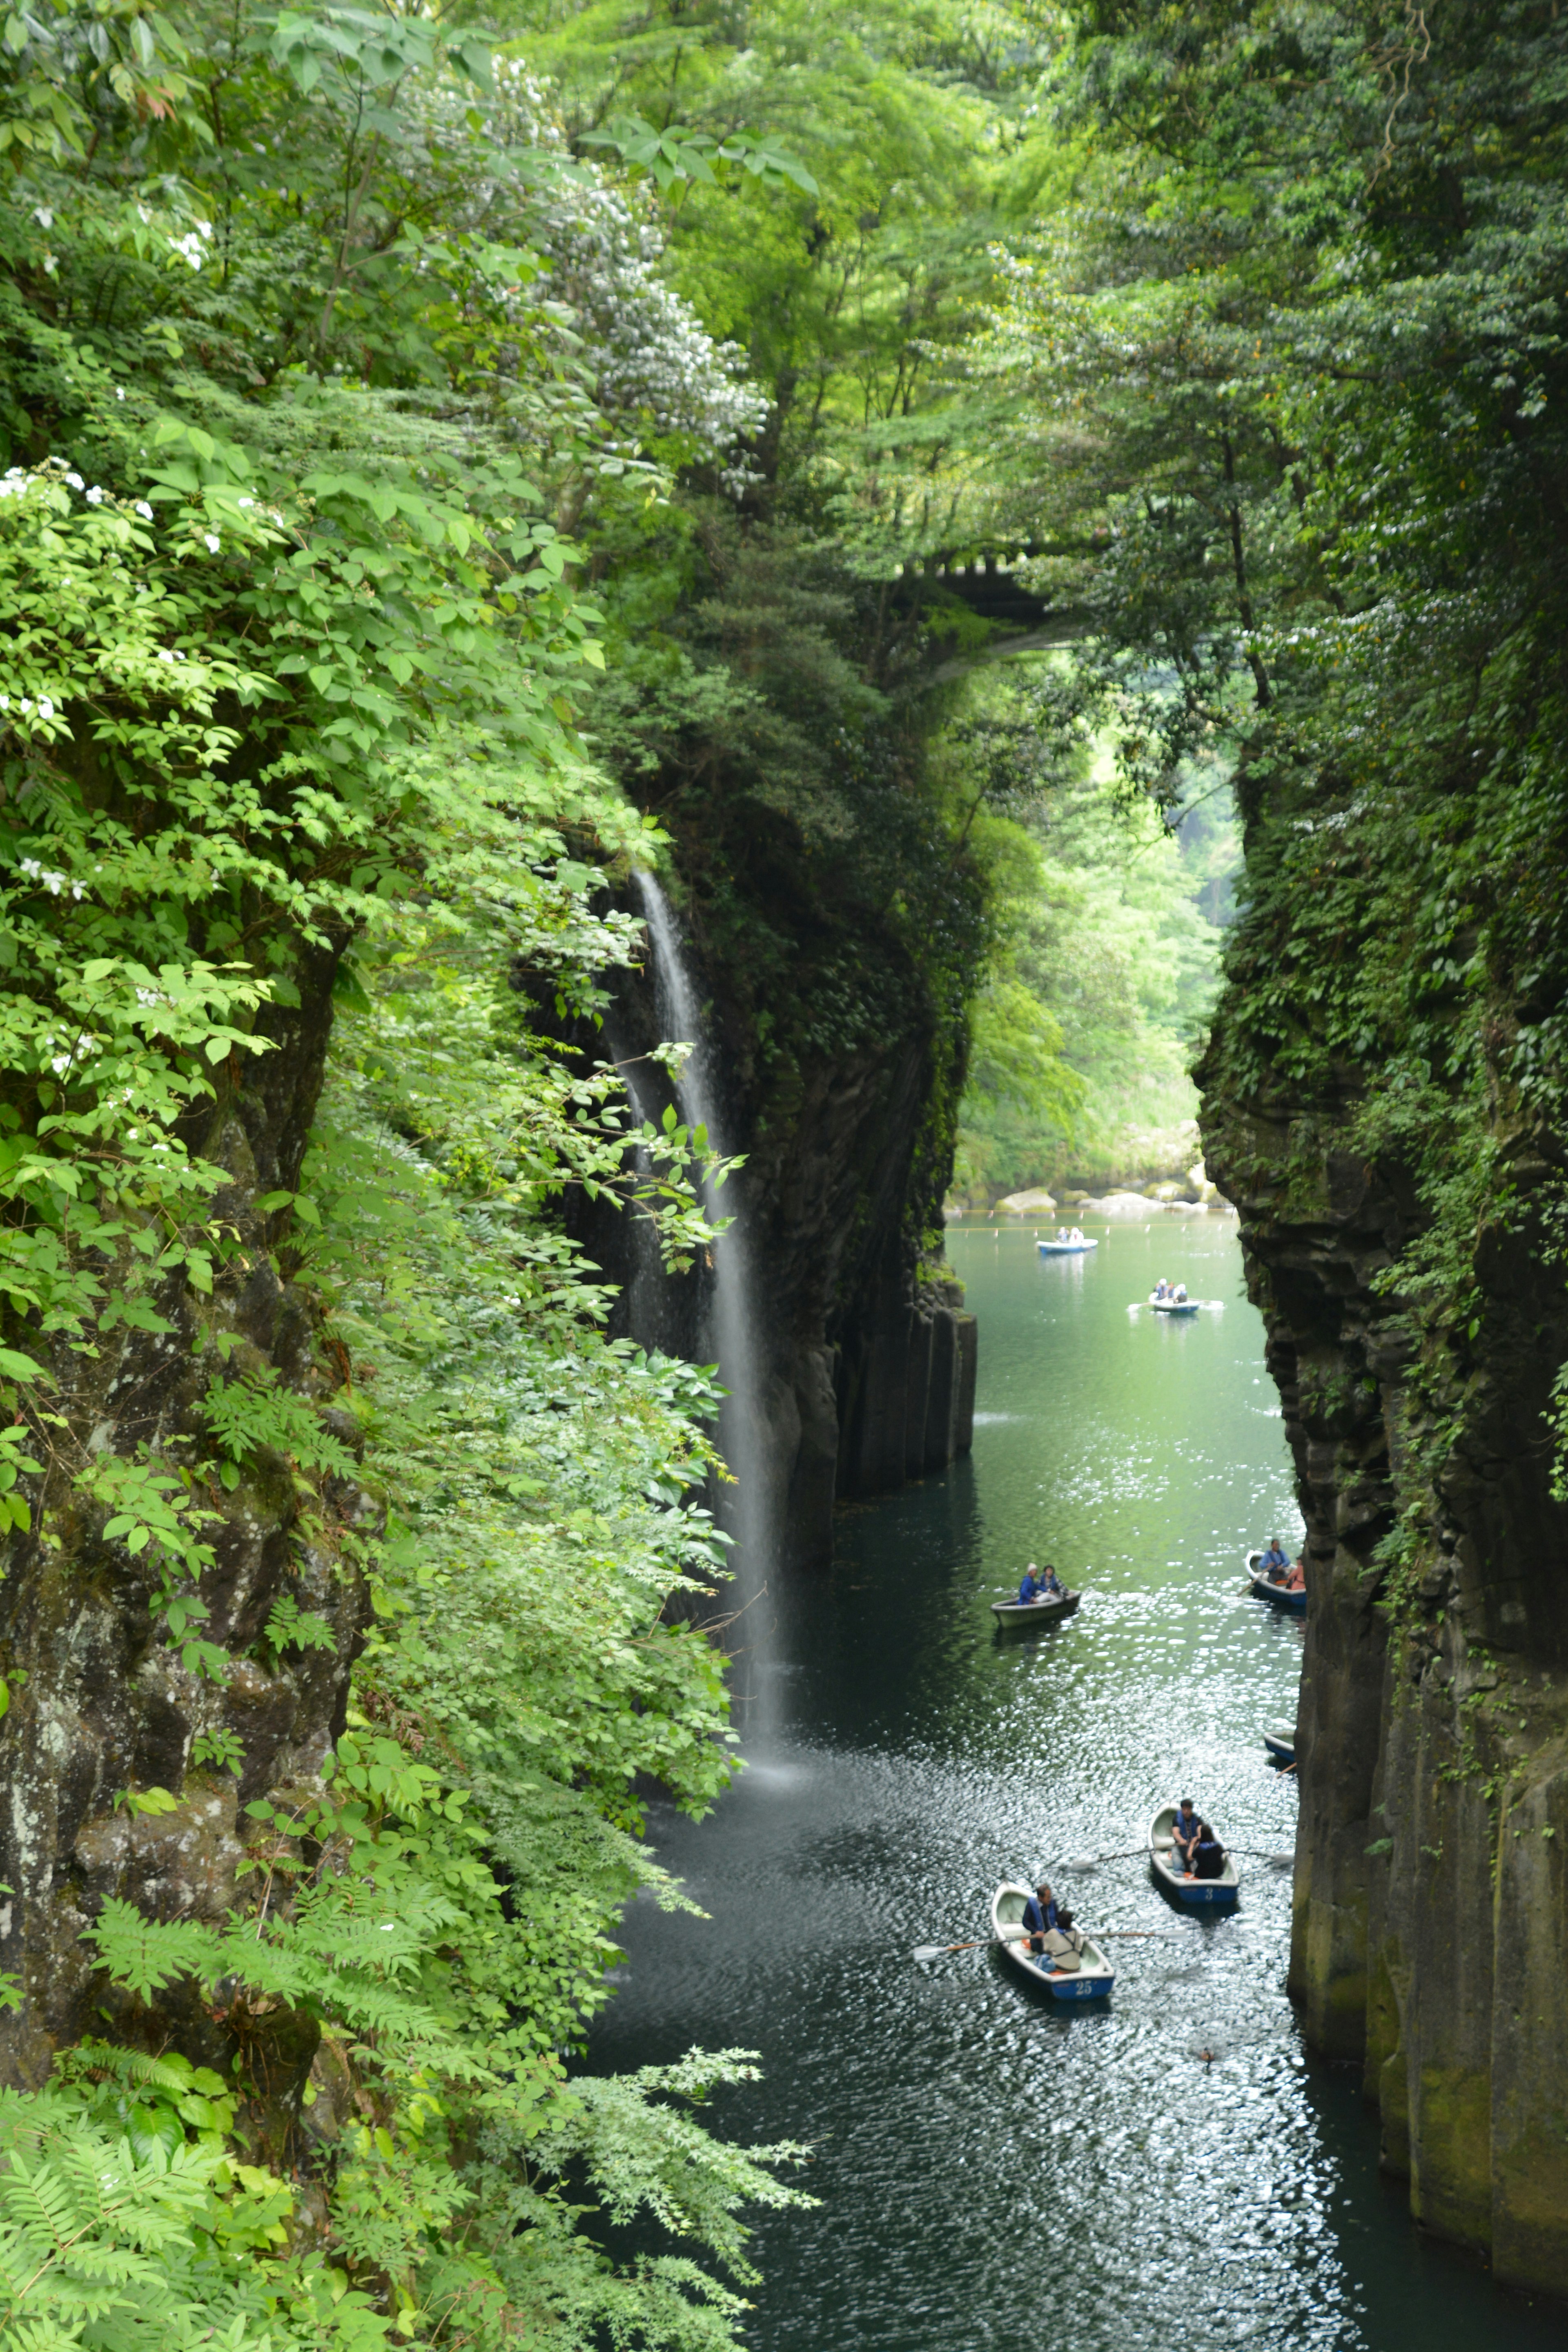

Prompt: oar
xmin=1069 ymin=1844 xmax=1294 ymax=1874
xmin=912 ymin=1936 xmax=1005 ymax=1959
xmin=912 ymin=1929 xmax=1190 ymax=1960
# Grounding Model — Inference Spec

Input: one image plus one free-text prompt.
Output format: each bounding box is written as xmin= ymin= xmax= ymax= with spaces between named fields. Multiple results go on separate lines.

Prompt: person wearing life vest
xmin=1170 ymin=1797 xmax=1200 ymax=1870
xmin=1038 ymin=1564 xmax=1064 ymax=1599
xmin=1284 ymin=1555 xmax=1306 ymax=1592
xmin=1258 ymin=1537 xmax=1289 ymax=1584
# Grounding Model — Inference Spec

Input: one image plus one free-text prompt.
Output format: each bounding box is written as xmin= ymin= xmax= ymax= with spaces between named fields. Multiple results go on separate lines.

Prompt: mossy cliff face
xmin=0 ymin=950 xmax=372 ymax=2111
xmin=1202 ymin=1087 xmax=1568 ymax=2297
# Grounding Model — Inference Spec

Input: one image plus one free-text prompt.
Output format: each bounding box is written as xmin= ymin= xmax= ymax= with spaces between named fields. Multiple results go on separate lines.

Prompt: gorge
xmin=0 ymin=3 xmax=1566 ymax=2347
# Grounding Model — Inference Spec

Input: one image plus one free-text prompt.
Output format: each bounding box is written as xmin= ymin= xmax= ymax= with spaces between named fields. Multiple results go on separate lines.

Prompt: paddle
xmin=1069 ymin=1845 xmax=1294 ymax=1873
xmin=911 ymin=1929 xmax=1190 ymax=1960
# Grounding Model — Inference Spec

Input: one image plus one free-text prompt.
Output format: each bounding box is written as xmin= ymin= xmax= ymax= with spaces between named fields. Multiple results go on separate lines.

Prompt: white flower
xmin=84 ymin=486 xmax=104 ymax=505
xmin=115 ymin=387 xmax=125 ymax=401
xmin=134 ymin=501 xmax=153 ymax=519
xmin=64 ymin=472 xmax=83 ymax=491
xmin=32 ymin=207 xmax=52 ymax=230
xmin=203 ymin=531 xmax=220 ymax=552
xmin=237 ymin=496 xmax=256 ymax=510
xmin=0 ymin=697 xmax=9 ymax=711
xmin=36 ymin=697 xmax=53 ymax=719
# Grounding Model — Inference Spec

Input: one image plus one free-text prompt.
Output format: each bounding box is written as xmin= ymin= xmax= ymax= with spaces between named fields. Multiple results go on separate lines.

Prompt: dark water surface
xmin=588 ymin=1219 xmax=1562 ymax=2351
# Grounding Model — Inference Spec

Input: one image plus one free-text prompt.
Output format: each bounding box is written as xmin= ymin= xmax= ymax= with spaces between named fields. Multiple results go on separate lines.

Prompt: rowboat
xmin=1038 ymin=1236 xmax=1098 ymax=1256
xmin=1263 ymin=1722 xmax=1297 ymax=1764
xmin=990 ymin=1882 xmax=1115 ymax=2001
xmin=1147 ymin=1291 xmax=1199 ymax=1316
xmin=1246 ymin=1548 xmax=1307 ymax=1615
xmin=991 ymin=1587 xmax=1080 ymax=1630
xmin=1149 ymin=1806 xmax=1240 ymax=1910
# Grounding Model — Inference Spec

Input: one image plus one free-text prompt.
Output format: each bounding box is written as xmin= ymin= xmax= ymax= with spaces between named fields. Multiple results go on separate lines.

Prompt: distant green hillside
xmin=955 ymin=739 xmax=1240 ymax=1203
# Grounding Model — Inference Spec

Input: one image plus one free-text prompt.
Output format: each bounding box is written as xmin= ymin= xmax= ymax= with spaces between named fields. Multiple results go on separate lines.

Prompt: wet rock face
xmin=565 ymin=915 xmax=975 ymax=1572
xmin=0 ymin=951 xmax=372 ymax=2093
xmin=1203 ymin=1094 xmax=1568 ymax=2301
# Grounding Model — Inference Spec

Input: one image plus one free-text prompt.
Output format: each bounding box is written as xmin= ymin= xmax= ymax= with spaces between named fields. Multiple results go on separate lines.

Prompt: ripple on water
xmin=588 ymin=1222 xmax=1565 ymax=2352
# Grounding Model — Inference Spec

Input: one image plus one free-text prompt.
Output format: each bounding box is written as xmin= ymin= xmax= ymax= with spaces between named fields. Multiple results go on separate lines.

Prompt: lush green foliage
xmin=954 ymin=699 xmax=1238 ymax=1199
xmin=0 ymin=0 xmax=823 ymax=2341
xmin=969 ymin=2 xmax=1568 ymax=1486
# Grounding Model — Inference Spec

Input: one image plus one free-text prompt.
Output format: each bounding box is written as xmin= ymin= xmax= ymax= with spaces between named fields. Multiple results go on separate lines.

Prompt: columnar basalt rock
xmin=1203 ymin=1091 xmax=1568 ymax=2300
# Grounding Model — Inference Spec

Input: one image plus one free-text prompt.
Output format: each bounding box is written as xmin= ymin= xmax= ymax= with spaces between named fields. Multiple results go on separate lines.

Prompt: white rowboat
xmin=1149 ymin=1806 xmax=1240 ymax=1910
xmin=1038 ymin=1237 xmax=1098 ymax=1256
xmin=991 ymin=1588 xmax=1081 ymax=1630
xmin=990 ymin=1882 xmax=1115 ymax=2002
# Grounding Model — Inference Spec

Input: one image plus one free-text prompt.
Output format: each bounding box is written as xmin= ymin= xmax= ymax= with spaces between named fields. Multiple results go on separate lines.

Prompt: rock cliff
xmin=1202 ymin=1082 xmax=1568 ymax=2299
xmin=0 ymin=946 xmax=372 ymax=2118
xmin=564 ymin=874 xmax=976 ymax=1573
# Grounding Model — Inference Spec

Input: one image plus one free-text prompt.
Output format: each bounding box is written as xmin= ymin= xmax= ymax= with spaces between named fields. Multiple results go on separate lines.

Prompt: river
xmin=588 ymin=1216 xmax=1562 ymax=2351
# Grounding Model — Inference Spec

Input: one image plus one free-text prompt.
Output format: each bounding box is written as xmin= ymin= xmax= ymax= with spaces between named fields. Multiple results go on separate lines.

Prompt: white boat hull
xmin=991 ymin=1588 xmax=1080 ymax=1630
xmin=1149 ymin=1806 xmax=1240 ymax=1909
xmin=991 ymin=1882 xmax=1114 ymax=2001
xmin=1038 ymin=1239 xmax=1097 ymax=1255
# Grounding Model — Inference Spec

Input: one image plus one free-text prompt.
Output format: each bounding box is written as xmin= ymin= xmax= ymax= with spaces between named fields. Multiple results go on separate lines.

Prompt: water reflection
xmin=588 ymin=1220 xmax=1562 ymax=2350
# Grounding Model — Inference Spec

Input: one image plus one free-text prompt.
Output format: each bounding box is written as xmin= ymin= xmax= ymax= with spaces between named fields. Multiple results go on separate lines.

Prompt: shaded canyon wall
xmin=1203 ymin=1089 xmax=1568 ymax=2300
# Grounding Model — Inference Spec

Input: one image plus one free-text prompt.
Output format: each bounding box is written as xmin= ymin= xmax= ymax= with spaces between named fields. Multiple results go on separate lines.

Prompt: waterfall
xmin=632 ymin=873 xmax=774 ymax=1710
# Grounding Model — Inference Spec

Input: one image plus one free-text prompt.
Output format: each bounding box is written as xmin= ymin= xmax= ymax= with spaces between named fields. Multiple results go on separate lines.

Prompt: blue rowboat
xmin=991 ymin=1586 xmax=1080 ymax=1632
xmin=1246 ymin=1548 xmax=1307 ymax=1615
xmin=991 ymin=1882 xmax=1114 ymax=2002
xmin=1038 ymin=1237 xmax=1098 ymax=1256
xmin=1147 ymin=1291 xmax=1199 ymax=1315
xmin=1149 ymin=1807 xmax=1240 ymax=1911
xmin=1263 ymin=1722 xmax=1297 ymax=1764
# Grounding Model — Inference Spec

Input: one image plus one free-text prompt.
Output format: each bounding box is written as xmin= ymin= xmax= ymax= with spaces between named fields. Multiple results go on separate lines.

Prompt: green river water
xmin=587 ymin=1217 xmax=1564 ymax=2352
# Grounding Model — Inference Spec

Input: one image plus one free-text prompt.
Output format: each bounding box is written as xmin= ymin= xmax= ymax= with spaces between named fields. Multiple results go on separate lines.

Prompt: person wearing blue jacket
xmin=1022 ymin=1883 xmax=1061 ymax=1953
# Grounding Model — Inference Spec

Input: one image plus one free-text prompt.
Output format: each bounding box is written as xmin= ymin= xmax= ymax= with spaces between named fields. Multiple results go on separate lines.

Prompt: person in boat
xmin=1069 ymin=1225 xmax=1083 ymax=1243
xmin=1170 ymin=1797 xmax=1200 ymax=1869
xmin=1189 ymin=1822 xmax=1227 ymax=1880
xmin=1017 ymin=1563 xmax=1048 ymax=1605
xmin=1022 ymin=1881 xmax=1061 ymax=1954
xmin=1258 ymin=1537 xmax=1289 ymax=1584
xmin=1153 ymin=1277 xmax=1168 ymax=1300
xmin=1174 ymin=1282 xmax=1188 ymax=1303
xmin=1038 ymin=1564 xmax=1065 ymax=1598
xmin=1285 ymin=1555 xmax=1307 ymax=1592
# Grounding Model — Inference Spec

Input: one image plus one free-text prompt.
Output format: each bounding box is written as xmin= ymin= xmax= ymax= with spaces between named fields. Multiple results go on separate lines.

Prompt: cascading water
xmin=632 ymin=872 xmax=775 ymax=1712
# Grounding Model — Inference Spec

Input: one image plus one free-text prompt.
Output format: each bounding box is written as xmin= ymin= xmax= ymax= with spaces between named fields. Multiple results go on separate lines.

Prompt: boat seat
xmin=1154 ymin=1836 xmax=1173 ymax=1851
